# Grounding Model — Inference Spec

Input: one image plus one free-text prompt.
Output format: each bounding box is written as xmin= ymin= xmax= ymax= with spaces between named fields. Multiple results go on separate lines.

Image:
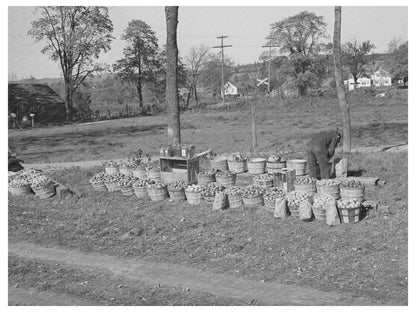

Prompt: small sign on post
xmin=30 ymin=113 xmax=35 ymax=127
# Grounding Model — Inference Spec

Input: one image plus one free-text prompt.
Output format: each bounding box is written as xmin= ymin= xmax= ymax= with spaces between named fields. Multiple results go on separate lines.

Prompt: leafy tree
xmin=342 ymin=39 xmax=375 ymax=86
xmin=200 ymin=53 xmax=233 ymax=98
xmin=29 ymin=6 xmax=114 ymax=121
xmin=113 ymin=20 xmax=160 ymax=109
xmin=268 ymin=11 xmax=328 ymax=97
xmin=386 ymin=40 xmax=408 ymax=86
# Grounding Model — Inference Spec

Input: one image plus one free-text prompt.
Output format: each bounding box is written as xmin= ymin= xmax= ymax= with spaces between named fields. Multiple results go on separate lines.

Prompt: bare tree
xmin=165 ymin=6 xmax=181 ymax=146
xmin=184 ymin=45 xmax=210 ymax=108
xmin=333 ymin=6 xmax=351 ymax=153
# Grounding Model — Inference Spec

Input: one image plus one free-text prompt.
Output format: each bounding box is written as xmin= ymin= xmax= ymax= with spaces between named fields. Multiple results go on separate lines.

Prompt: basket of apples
xmin=225 ymin=186 xmax=244 ymax=209
xmin=89 ymin=172 xmax=109 ymax=192
xmin=8 ymin=174 xmax=33 ymax=196
xmin=31 ymin=175 xmax=55 ymax=199
xmin=103 ymin=160 xmax=120 ymax=176
xmin=340 ymin=180 xmax=365 ymax=202
xmin=312 ymin=194 xmax=335 ymax=221
xmin=167 ymin=180 xmax=188 ymax=201
xmin=241 ymin=185 xmax=265 ymax=207
xmin=104 ymin=173 xmax=123 ymax=192
xmin=147 ymin=182 xmax=168 ymax=201
xmin=185 ymin=184 xmax=205 ymax=205
xmin=227 ymin=153 xmax=247 ymax=174
xmin=316 ymin=178 xmax=341 ymax=199
xmin=197 ymin=168 xmax=217 ymax=185
xmin=215 ymin=170 xmax=236 ymax=188
xmin=147 ymin=163 xmax=162 ymax=183
xmin=253 ymin=173 xmax=274 ymax=188
xmin=118 ymin=175 xmax=137 ymax=196
xmin=336 ymin=199 xmax=362 ymax=224
xmin=133 ymin=178 xmax=155 ymax=199
xmin=263 ymin=187 xmax=286 ymax=211
xmin=202 ymin=183 xmax=226 ymax=202
xmin=286 ymin=191 xmax=310 ymax=217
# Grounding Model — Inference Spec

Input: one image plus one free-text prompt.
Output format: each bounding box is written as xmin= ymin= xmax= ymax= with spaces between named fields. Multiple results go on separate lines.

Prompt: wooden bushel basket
xmin=253 ymin=177 xmax=273 ymax=188
xmin=148 ymin=171 xmax=162 ymax=183
xmin=197 ymin=173 xmax=216 ymax=185
xmin=317 ymin=184 xmax=340 ymax=200
xmin=340 ymin=186 xmax=365 ymax=202
xmin=338 ymin=206 xmax=362 ymax=224
xmin=120 ymin=185 xmax=135 ymax=196
xmin=286 ymin=159 xmax=307 ymax=176
xmin=133 ymin=186 xmax=148 ymax=199
xmin=267 ymin=160 xmax=286 ymax=173
xmin=105 ymin=166 xmax=119 ymax=176
xmin=228 ymin=194 xmax=244 ymax=209
xmin=90 ymin=181 xmax=107 ymax=192
xmin=227 ymin=160 xmax=247 ymax=174
xmin=288 ymin=203 xmax=299 ymax=217
xmin=105 ymin=181 xmax=119 ymax=192
xmin=294 ymin=183 xmax=316 ymax=198
xmin=242 ymin=194 xmax=264 ymax=207
xmin=33 ymin=182 xmax=56 ymax=199
xmin=9 ymin=184 xmax=32 ymax=196
xmin=168 ymin=189 xmax=187 ymax=201
xmin=119 ymin=167 xmax=133 ymax=177
xmin=264 ymin=198 xmax=275 ymax=213
xmin=185 ymin=191 xmax=203 ymax=205
xmin=148 ymin=186 xmax=168 ymax=201
xmin=247 ymin=158 xmax=266 ymax=174
xmin=203 ymin=195 xmax=215 ymax=202
xmin=216 ymin=174 xmax=236 ymax=188
xmin=210 ymin=156 xmax=229 ymax=171
xmin=132 ymin=168 xmax=147 ymax=179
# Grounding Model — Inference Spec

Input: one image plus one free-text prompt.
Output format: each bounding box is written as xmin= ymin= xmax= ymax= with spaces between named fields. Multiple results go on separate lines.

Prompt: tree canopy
xmin=342 ymin=39 xmax=375 ymax=84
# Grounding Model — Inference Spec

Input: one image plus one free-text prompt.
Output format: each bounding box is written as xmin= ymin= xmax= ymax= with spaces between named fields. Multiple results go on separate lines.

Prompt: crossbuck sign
xmin=256 ymin=78 xmax=269 ymax=87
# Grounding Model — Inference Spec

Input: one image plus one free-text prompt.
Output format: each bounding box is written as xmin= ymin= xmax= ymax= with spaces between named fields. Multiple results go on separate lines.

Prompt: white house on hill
xmin=223 ymin=82 xmax=246 ymax=97
xmin=371 ymin=69 xmax=392 ymax=87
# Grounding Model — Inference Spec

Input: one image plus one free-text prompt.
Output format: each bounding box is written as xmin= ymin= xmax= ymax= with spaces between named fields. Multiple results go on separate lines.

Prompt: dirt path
xmin=8 ymin=287 xmax=93 ymax=306
xmin=9 ymin=242 xmax=377 ymax=306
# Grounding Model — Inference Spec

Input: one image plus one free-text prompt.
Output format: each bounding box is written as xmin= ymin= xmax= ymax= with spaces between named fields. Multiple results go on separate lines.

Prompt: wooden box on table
xmin=160 ymin=156 xmax=199 ymax=185
xmin=273 ymin=169 xmax=296 ymax=192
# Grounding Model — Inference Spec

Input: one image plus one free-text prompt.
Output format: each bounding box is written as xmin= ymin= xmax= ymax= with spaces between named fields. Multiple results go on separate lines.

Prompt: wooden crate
xmin=160 ymin=156 xmax=199 ymax=185
xmin=273 ymin=169 xmax=296 ymax=192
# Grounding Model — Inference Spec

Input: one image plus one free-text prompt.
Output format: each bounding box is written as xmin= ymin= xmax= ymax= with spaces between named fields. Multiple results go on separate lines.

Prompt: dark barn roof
xmin=8 ymin=83 xmax=66 ymax=123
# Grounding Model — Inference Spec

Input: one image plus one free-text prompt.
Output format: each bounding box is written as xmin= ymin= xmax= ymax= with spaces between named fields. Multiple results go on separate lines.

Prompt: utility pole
xmin=213 ymin=35 xmax=232 ymax=108
xmin=262 ymin=37 xmax=278 ymax=95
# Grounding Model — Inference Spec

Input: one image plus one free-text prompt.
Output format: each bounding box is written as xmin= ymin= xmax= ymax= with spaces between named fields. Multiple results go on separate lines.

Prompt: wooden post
xmin=333 ymin=6 xmax=351 ymax=153
xmin=165 ymin=6 xmax=181 ymax=146
xmin=251 ymin=101 xmax=258 ymax=156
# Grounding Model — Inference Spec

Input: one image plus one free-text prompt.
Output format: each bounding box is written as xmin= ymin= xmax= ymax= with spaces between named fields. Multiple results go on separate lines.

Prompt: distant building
xmin=371 ymin=69 xmax=392 ymax=87
xmin=344 ymin=77 xmax=372 ymax=91
xmin=8 ymin=83 xmax=66 ymax=124
xmin=223 ymin=81 xmax=247 ymax=97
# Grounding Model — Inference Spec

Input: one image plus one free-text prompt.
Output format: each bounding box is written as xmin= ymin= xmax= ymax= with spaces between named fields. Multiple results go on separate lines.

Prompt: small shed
xmin=8 ymin=83 xmax=66 ymax=124
xmin=223 ymin=81 xmax=247 ymax=97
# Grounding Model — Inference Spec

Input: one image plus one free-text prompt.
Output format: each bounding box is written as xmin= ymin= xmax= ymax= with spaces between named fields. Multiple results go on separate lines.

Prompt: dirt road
xmin=9 ymin=242 xmax=377 ymax=306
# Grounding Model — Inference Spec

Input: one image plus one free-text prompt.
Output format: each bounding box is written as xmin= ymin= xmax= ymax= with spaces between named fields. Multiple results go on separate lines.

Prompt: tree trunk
xmin=333 ymin=6 xmax=351 ymax=153
xmin=165 ymin=6 xmax=181 ymax=146
xmin=64 ymin=77 xmax=73 ymax=122
xmin=137 ymin=79 xmax=143 ymax=109
xmin=193 ymin=84 xmax=199 ymax=106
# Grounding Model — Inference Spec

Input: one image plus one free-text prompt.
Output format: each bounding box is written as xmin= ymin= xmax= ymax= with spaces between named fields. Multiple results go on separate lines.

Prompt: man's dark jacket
xmin=307 ymin=131 xmax=340 ymax=159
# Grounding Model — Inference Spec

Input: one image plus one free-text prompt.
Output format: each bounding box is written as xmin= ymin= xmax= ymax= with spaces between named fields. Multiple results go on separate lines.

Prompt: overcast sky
xmin=8 ymin=6 xmax=408 ymax=79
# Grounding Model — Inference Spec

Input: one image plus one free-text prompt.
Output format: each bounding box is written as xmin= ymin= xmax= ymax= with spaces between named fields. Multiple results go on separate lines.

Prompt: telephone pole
xmin=213 ymin=35 xmax=232 ymax=107
xmin=262 ymin=37 xmax=279 ymax=95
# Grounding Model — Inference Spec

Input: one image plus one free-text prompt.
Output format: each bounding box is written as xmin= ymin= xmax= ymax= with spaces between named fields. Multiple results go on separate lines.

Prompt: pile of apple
xmin=225 ymin=185 xmax=243 ymax=196
xmin=198 ymin=168 xmax=217 ymax=176
xmin=133 ymin=178 xmax=155 ymax=188
xmin=118 ymin=175 xmax=138 ymax=187
xmin=337 ymin=198 xmax=362 ymax=209
xmin=287 ymin=191 xmax=310 ymax=207
xmin=295 ymin=176 xmax=316 ymax=184
xmin=312 ymin=194 xmax=335 ymax=209
xmin=267 ymin=155 xmax=284 ymax=162
xmin=215 ymin=170 xmax=234 ymax=178
xmin=89 ymin=172 xmax=109 ymax=184
xmin=31 ymin=175 xmax=52 ymax=189
xmin=241 ymin=185 xmax=264 ymax=198
xmin=186 ymin=184 xmax=205 ymax=193
xmin=147 ymin=182 xmax=166 ymax=190
xmin=263 ymin=187 xmax=286 ymax=202
xmin=9 ymin=175 xmax=32 ymax=188
xmin=341 ymin=180 xmax=364 ymax=189
xmin=103 ymin=160 xmax=119 ymax=168
xmin=105 ymin=173 xmax=124 ymax=183
xmin=231 ymin=153 xmax=247 ymax=162
xmin=203 ymin=183 xmax=225 ymax=197
xmin=256 ymin=173 xmax=274 ymax=181
xmin=146 ymin=164 xmax=160 ymax=172
xmin=316 ymin=178 xmax=340 ymax=186
xmin=168 ymin=180 xmax=187 ymax=191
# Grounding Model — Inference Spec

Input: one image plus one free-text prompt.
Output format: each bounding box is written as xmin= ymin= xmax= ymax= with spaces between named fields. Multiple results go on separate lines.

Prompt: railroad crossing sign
xmin=256 ymin=78 xmax=269 ymax=87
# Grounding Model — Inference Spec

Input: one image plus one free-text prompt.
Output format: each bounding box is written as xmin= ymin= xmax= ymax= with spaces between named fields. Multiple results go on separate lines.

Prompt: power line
xmin=213 ymin=35 xmax=232 ymax=108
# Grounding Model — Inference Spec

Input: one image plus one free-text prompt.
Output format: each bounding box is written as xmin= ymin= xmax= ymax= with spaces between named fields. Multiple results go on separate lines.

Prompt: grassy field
xmin=8 ymin=92 xmax=408 ymax=163
xmin=8 ymin=151 xmax=407 ymax=305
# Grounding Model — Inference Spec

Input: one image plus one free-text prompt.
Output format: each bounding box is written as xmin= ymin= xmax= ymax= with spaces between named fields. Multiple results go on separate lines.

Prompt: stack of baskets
xmin=147 ymin=183 xmax=168 ymax=201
